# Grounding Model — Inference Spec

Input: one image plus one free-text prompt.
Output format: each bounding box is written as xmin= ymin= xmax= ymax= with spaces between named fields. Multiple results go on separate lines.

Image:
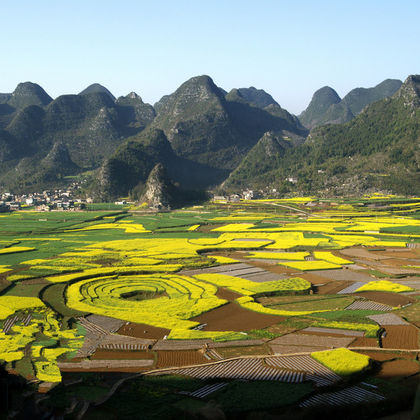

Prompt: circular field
xmin=66 ymin=274 xmax=227 ymax=330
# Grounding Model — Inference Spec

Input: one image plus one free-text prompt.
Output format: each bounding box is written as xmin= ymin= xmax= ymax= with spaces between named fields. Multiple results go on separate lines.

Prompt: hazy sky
xmin=1 ymin=0 xmax=419 ymax=114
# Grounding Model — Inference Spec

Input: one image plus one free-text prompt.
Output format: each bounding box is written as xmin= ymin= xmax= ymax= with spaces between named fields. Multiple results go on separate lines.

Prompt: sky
xmin=0 ymin=0 xmax=419 ymax=114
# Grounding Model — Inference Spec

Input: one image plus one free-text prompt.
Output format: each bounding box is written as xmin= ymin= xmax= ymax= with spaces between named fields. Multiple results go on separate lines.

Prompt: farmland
xmin=1 ymin=196 xmax=420 ymax=418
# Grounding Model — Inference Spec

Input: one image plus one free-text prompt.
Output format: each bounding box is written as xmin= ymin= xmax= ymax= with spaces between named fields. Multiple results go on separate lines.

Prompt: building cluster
xmin=0 ymin=190 xmax=93 ymax=212
xmin=213 ymin=190 xmax=263 ymax=202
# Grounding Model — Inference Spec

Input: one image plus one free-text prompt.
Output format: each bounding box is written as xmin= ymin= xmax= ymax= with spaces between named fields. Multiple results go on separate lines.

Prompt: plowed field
xmin=354 ymin=291 xmax=414 ymax=307
xmin=156 ymin=350 xmax=208 ymax=368
xmin=355 ymin=351 xmax=415 ymax=362
xmin=117 ymin=322 xmax=170 ymax=339
xmin=316 ymin=281 xmax=353 ymax=295
xmin=378 ymin=359 xmax=419 ymax=378
xmin=382 ymin=326 xmax=419 ymax=350
xmin=191 ymin=302 xmax=283 ymax=331
xmin=91 ymin=350 xmax=154 ymax=360
xmin=349 ymin=337 xmax=379 ymax=347
xmin=299 ymin=272 xmax=336 ymax=286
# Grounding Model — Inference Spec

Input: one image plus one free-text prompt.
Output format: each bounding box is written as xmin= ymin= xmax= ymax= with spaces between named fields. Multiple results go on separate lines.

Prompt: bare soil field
xmin=191 ymin=302 xmax=283 ymax=331
xmin=299 ymin=272 xmax=336 ymax=285
xmin=316 ymin=281 xmax=353 ymax=294
xmin=246 ymin=260 xmax=301 ymax=275
xmin=339 ymin=248 xmax=390 ymax=261
xmin=91 ymin=350 xmax=155 ymax=360
xmin=58 ymin=359 xmax=154 ymax=372
xmin=379 ymin=250 xmax=420 ymax=259
xmin=197 ymin=224 xmax=225 ymax=232
xmin=349 ymin=337 xmax=379 ymax=347
xmin=156 ymin=350 xmax=208 ymax=368
xmin=117 ymin=322 xmax=170 ymax=340
xmin=382 ymin=326 xmax=419 ymax=350
xmin=377 ymin=359 xmax=419 ymax=379
xmin=216 ymin=345 xmax=271 ymax=358
xmin=354 ymin=291 xmax=414 ymax=307
xmin=215 ymin=287 xmax=242 ymax=301
xmin=383 ymin=258 xmax=420 ymax=268
xmin=355 ymin=351 xmax=416 ymax=362
xmin=269 ymin=333 xmax=354 ymax=348
xmin=269 ymin=344 xmax=325 ymax=354
xmin=265 ymin=322 xmax=308 ymax=337
xmin=310 ymin=268 xmax=374 ymax=282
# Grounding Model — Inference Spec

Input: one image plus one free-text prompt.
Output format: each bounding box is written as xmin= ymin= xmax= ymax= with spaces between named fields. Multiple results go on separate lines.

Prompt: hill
xmin=0 ymin=82 xmax=158 ymax=192
xmin=95 ymin=75 xmax=307 ymax=198
xmin=299 ymin=79 xmax=402 ymax=129
xmin=232 ymin=75 xmax=420 ymax=195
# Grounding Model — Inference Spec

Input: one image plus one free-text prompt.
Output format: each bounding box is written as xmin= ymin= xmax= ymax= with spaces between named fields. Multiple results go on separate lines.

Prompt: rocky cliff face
xmin=140 ymin=163 xmax=177 ymax=209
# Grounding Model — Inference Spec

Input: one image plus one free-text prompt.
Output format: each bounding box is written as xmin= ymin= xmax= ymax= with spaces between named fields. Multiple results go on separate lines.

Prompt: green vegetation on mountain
xmin=95 ymin=75 xmax=306 ymax=199
xmin=225 ymin=87 xmax=278 ymax=108
xmin=0 ymin=83 xmax=156 ymax=192
xmin=79 ymin=83 xmax=116 ymax=101
xmin=342 ymin=79 xmax=402 ymax=115
xmin=222 ymin=131 xmax=298 ymax=190
xmin=299 ymin=86 xmax=341 ymax=129
xmin=229 ymin=75 xmax=420 ymax=195
xmin=299 ymin=79 xmax=402 ymax=129
xmin=116 ymin=92 xmax=156 ymax=130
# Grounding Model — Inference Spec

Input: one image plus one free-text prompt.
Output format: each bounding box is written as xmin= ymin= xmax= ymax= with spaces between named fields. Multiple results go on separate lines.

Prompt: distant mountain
xmin=0 ymin=74 xmax=413 ymax=198
xmin=222 ymin=131 xmax=299 ymax=190
xmin=95 ymin=75 xmax=307 ymax=198
xmin=299 ymin=79 xmax=402 ymax=129
xmin=299 ymin=87 xmax=341 ymax=129
xmin=8 ymin=82 xmax=53 ymax=109
xmin=225 ymin=87 xmax=278 ymax=108
xmin=234 ymin=75 xmax=420 ymax=196
xmin=342 ymin=79 xmax=403 ymax=115
xmin=79 ymin=83 xmax=116 ymax=101
xmin=0 ymin=82 xmax=155 ymax=192
xmin=116 ymin=92 xmax=156 ymax=130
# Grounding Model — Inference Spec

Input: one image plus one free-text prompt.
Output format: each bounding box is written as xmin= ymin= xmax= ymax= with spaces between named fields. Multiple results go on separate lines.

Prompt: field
xmin=1 ymin=197 xmax=420 ymax=417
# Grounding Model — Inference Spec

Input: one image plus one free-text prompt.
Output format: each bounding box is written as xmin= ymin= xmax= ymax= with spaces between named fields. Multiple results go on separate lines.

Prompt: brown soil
xmin=382 ymin=325 xmax=419 ymax=350
xmin=380 ymin=250 xmax=420 ymax=259
xmin=354 ymin=291 xmax=415 ymax=307
xmin=247 ymin=260 xmax=301 ymax=275
xmin=216 ymin=345 xmax=271 ymax=358
xmin=349 ymin=337 xmax=379 ymax=347
xmin=197 ymin=224 xmax=225 ymax=233
xmin=19 ymin=278 xmax=50 ymax=285
xmin=191 ymin=302 xmax=283 ymax=331
xmin=117 ymin=323 xmax=170 ymax=340
xmin=265 ymin=322 xmax=307 ymax=336
xmin=299 ymin=272 xmax=334 ymax=286
xmin=215 ymin=287 xmax=243 ymax=302
xmin=91 ymin=350 xmax=155 ymax=360
xmin=355 ymin=351 xmax=416 ymax=362
xmin=377 ymin=359 xmax=419 ymax=379
xmin=299 ymin=330 xmax=359 ymax=340
xmin=316 ymin=281 xmax=353 ymax=295
xmin=269 ymin=333 xmax=354 ymax=348
xmin=383 ymin=258 xmax=420 ymax=267
xmin=156 ymin=350 xmax=208 ymax=368
xmin=339 ymin=248 xmax=389 ymax=261
xmin=59 ymin=367 xmax=152 ymax=373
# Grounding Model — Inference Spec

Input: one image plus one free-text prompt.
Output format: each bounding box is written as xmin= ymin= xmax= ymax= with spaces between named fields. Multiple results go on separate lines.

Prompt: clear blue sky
xmin=1 ymin=0 xmax=419 ymax=114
